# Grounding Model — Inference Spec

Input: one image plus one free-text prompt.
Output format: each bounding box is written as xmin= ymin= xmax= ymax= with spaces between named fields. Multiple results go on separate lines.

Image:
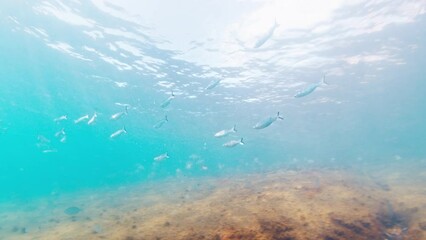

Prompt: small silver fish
xmin=160 ymin=92 xmax=175 ymax=108
xmin=88 ymin=112 xmax=97 ymax=125
xmin=111 ymin=112 xmax=125 ymax=120
xmin=37 ymin=135 xmax=50 ymax=144
xmin=294 ymin=74 xmax=327 ymax=98
xmin=153 ymin=115 xmax=168 ymax=129
xmin=154 ymin=152 xmax=169 ymax=161
xmin=111 ymin=106 xmax=128 ymax=120
xmin=74 ymin=114 xmax=89 ymax=124
xmin=254 ymin=19 xmax=278 ymax=48
xmin=223 ymin=138 xmax=244 ymax=148
xmin=54 ymin=128 xmax=65 ymax=138
xmin=110 ymin=126 xmax=127 ymax=139
xmin=205 ymin=79 xmax=221 ymax=90
xmin=60 ymin=135 xmax=67 ymax=143
xmin=253 ymin=112 xmax=283 ymax=129
xmin=42 ymin=149 xmax=57 ymax=153
xmin=54 ymin=115 xmax=67 ymax=123
xmin=214 ymin=125 xmax=236 ymax=138
xmin=115 ymin=103 xmax=130 ymax=108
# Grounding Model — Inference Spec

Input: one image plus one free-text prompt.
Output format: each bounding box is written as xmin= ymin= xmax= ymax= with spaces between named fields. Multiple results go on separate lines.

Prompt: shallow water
xmin=1 ymin=162 xmax=425 ymax=239
xmin=1 ymin=0 xmax=426 ymax=239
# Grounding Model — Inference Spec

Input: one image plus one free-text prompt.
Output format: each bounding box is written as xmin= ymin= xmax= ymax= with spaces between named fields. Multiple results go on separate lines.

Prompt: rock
xmin=419 ymin=221 xmax=426 ymax=231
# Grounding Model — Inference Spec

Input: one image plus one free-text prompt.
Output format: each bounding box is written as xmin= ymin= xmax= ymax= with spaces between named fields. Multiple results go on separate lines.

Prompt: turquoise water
xmin=1 ymin=0 xmax=426 ymax=206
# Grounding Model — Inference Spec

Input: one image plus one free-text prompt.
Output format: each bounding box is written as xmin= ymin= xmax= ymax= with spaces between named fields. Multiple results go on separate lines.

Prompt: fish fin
xmin=277 ymin=112 xmax=284 ymax=120
xmin=240 ymin=138 xmax=244 ymax=145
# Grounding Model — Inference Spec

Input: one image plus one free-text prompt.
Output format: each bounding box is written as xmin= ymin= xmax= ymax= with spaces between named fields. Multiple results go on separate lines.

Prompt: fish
xmin=37 ymin=135 xmax=51 ymax=150
xmin=54 ymin=115 xmax=67 ymax=123
xmin=160 ymin=92 xmax=175 ymax=108
xmin=115 ymin=102 xmax=130 ymax=108
xmin=54 ymin=128 xmax=66 ymax=143
xmin=254 ymin=19 xmax=278 ymax=48
xmin=114 ymin=81 xmax=128 ymax=88
xmin=64 ymin=206 xmax=81 ymax=215
xmin=253 ymin=112 xmax=283 ymax=129
xmin=214 ymin=125 xmax=237 ymax=138
xmin=111 ymin=112 xmax=125 ymax=120
xmin=111 ymin=106 xmax=128 ymax=120
xmin=205 ymin=79 xmax=221 ymax=90
xmin=87 ymin=112 xmax=97 ymax=125
xmin=294 ymin=75 xmax=328 ymax=98
xmin=154 ymin=152 xmax=169 ymax=161
xmin=54 ymin=128 xmax=65 ymax=138
xmin=74 ymin=114 xmax=89 ymax=124
xmin=223 ymin=138 xmax=244 ymax=148
xmin=110 ymin=126 xmax=127 ymax=139
xmin=42 ymin=149 xmax=57 ymax=153
xmin=153 ymin=115 xmax=168 ymax=129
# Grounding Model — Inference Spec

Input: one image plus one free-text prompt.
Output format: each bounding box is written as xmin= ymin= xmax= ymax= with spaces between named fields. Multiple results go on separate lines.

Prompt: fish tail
xmin=171 ymin=91 xmax=175 ymax=97
xmin=232 ymin=124 xmax=237 ymax=132
xmin=277 ymin=112 xmax=284 ymax=120
xmin=240 ymin=138 xmax=244 ymax=145
xmin=125 ymin=105 xmax=129 ymax=114
xmin=165 ymin=115 xmax=168 ymax=122
xmin=123 ymin=126 xmax=127 ymax=134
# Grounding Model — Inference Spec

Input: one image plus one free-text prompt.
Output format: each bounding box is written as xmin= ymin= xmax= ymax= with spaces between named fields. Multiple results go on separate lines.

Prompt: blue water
xmin=1 ymin=0 xmax=426 ymax=205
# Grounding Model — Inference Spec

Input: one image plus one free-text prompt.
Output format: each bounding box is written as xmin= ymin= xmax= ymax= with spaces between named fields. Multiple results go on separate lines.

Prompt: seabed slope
xmin=1 ymin=162 xmax=425 ymax=240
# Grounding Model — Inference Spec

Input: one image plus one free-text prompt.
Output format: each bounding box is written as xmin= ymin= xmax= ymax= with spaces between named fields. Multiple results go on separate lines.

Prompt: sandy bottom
xmin=1 ymin=161 xmax=425 ymax=240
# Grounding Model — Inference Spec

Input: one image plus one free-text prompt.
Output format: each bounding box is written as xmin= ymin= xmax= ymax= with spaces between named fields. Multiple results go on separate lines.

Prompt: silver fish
xmin=214 ymin=125 xmax=236 ymax=138
xmin=154 ymin=152 xmax=169 ymax=161
xmin=110 ymin=126 xmax=127 ymax=139
xmin=223 ymin=138 xmax=244 ymax=148
xmin=205 ymin=79 xmax=221 ymax=90
xmin=254 ymin=19 xmax=278 ymax=48
xmin=74 ymin=114 xmax=89 ymax=124
xmin=160 ymin=92 xmax=175 ymax=108
xmin=54 ymin=115 xmax=67 ymax=123
xmin=115 ymin=103 xmax=130 ymax=108
xmin=253 ymin=112 xmax=283 ymax=129
xmin=153 ymin=115 xmax=168 ymax=129
xmin=88 ymin=112 xmax=97 ymax=125
xmin=54 ymin=128 xmax=65 ymax=138
xmin=111 ymin=106 xmax=128 ymax=120
xmin=42 ymin=149 xmax=57 ymax=153
xmin=294 ymin=75 xmax=327 ymax=98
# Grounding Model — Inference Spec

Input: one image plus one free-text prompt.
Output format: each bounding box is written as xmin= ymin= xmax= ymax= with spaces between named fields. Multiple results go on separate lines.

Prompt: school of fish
xmin=41 ymin=21 xmax=328 ymax=164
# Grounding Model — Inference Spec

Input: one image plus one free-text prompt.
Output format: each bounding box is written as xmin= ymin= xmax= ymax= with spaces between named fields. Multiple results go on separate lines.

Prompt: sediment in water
xmin=0 ymin=163 xmax=425 ymax=240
